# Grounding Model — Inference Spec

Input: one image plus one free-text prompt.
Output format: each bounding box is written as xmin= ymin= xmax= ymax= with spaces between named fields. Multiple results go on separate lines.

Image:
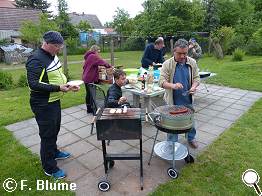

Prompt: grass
xmin=0 ymin=51 xmax=261 ymax=195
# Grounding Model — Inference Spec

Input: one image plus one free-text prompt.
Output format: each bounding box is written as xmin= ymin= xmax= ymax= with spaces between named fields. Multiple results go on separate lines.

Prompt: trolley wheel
xmin=167 ymin=167 xmax=178 ymax=179
xmin=108 ymin=160 xmax=115 ymax=169
xmin=98 ymin=180 xmax=111 ymax=192
xmin=184 ymin=154 xmax=194 ymax=164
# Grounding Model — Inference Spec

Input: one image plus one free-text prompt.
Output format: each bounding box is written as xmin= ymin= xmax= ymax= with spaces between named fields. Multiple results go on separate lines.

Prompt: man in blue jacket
xmin=141 ymin=37 xmax=165 ymax=69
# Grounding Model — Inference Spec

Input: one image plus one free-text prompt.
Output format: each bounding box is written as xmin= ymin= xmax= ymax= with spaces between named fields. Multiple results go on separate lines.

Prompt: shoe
xmin=55 ymin=151 xmax=71 ymax=160
xmin=44 ymin=169 xmax=66 ymax=179
xmin=188 ymin=139 xmax=198 ymax=149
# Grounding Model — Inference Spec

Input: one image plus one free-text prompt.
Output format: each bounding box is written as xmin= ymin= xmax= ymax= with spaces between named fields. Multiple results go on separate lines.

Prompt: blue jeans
xmin=167 ymin=127 xmax=196 ymax=142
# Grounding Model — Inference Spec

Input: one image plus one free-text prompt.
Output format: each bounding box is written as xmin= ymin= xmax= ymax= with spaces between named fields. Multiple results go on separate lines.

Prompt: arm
xmin=106 ymin=87 xmax=120 ymax=108
xmin=26 ymin=59 xmax=61 ymax=92
xmin=189 ymin=63 xmax=200 ymax=93
xmin=159 ymin=60 xmax=183 ymax=90
xmin=157 ymin=49 xmax=165 ymax=63
xmin=93 ymin=55 xmax=111 ymax=68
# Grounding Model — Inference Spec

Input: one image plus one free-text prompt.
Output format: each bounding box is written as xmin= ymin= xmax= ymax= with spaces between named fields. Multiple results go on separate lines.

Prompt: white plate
xmin=67 ymin=80 xmax=84 ymax=86
xmin=124 ymin=84 xmax=134 ymax=89
xmin=199 ymin=71 xmax=211 ymax=75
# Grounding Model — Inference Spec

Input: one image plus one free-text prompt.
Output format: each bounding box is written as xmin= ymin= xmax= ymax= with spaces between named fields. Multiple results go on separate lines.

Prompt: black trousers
xmin=31 ymin=100 xmax=61 ymax=173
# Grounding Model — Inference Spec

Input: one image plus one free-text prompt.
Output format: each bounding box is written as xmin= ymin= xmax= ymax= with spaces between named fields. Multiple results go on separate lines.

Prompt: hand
xmin=60 ymin=84 xmax=70 ymax=92
xmin=189 ymin=44 xmax=194 ymax=49
xmin=69 ymin=85 xmax=80 ymax=92
xmin=173 ymin=83 xmax=183 ymax=89
xmin=189 ymin=87 xmax=197 ymax=94
xmin=118 ymin=97 xmax=127 ymax=104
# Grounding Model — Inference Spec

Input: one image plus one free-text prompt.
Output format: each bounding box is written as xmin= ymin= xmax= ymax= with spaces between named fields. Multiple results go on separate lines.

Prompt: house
xmin=0 ymin=1 xmax=41 ymax=42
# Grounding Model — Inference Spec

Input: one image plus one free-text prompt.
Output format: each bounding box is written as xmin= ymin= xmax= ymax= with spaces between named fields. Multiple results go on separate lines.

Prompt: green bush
xmin=17 ymin=74 xmax=28 ymax=87
xmin=232 ymin=48 xmax=245 ymax=61
xmin=247 ymin=27 xmax=262 ymax=55
xmin=123 ymin=36 xmax=145 ymax=51
xmin=0 ymin=71 xmax=13 ymax=90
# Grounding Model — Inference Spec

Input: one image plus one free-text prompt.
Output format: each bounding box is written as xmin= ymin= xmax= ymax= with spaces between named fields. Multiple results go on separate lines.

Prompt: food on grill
xmin=169 ymin=108 xmax=188 ymax=115
xmin=109 ymin=109 xmax=116 ymax=114
xmin=116 ymin=109 xmax=122 ymax=113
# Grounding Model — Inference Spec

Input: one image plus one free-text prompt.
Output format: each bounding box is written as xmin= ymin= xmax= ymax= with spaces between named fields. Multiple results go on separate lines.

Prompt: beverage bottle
xmin=141 ymin=75 xmax=145 ymax=90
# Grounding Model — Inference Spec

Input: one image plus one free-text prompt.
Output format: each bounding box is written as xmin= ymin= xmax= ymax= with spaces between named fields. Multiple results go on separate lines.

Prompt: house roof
xmin=0 ymin=7 xmax=41 ymax=30
xmin=69 ymin=12 xmax=103 ymax=29
xmin=0 ymin=0 xmax=16 ymax=8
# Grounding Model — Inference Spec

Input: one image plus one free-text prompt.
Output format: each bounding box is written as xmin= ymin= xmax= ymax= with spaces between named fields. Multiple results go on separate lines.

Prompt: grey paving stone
xmin=5 ymin=121 xmax=29 ymax=132
xmin=194 ymin=113 xmax=212 ymax=123
xmin=239 ymin=97 xmax=257 ymax=103
xmin=198 ymin=123 xmax=226 ymax=136
xmin=58 ymin=126 xmax=69 ymax=136
xmin=70 ymin=110 xmax=87 ymax=119
xmin=235 ymin=100 xmax=255 ymax=106
xmin=63 ymin=106 xmax=82 ymax=114
xmin=198 ymin=108 xmax=220 ymax=117
xmin=216 ymin=113 xmax=241 ymax=122
xmin=20 ymin=134 xmax=40 ymax=147
xmin=61 ymin=115 xmax=76 ymax=124
xmin=205 ymin=104 xmax=228 ymax=112
xmin=57 ymin=132 xmax=81 ymax=147
xmin=224 ymin=108 xmax=245 ymax=116
xmin=223 ymin=93 xmax=244 ymax=100
xmin=142 ymin=123 xmax=157 ymax=138
xmin=29 ymin=144 xmax=40 ymax=156
xmin=242 ymin=94 xmax=261 ymax=100
xmin=79 ymin=115 xmax=94 ymax=125
xmin=77 ymin=148 xmax=103 ymax=170
xmin=220 ymin=97 xmax=238 ymax=103
xmin=64 ymin=140 xmax=95 ymax=158
xmin=23 ymin=118 xmax=37 ymax=125
xmin=208 ymin=118 xmax=233 ymax=128
xmin=85 ymin=134 xmax=101 ymax=149
xmin=230 ymin=104 xmax=250 ymax=111
xmin=213 ymin=100 xmax=232 ymax=107
xmin=63 ymin=119 xmax=87 ymax=131
xmin=195 ymin=130 xmax=217 ymax=145
xmin=13 ymin=126 xmax=38 ymax=139
xmin=62 ymin=159 xmax=89 ymax=181
xmin=105 ymin=140 xmax=133 ymax=154
xmin=78 ymin=104 xmax=87 ymax=110
xmin=73 ymin=125 xmax=92 ymax=139
xmin=141 ymin=138 xmax=155 ymax=154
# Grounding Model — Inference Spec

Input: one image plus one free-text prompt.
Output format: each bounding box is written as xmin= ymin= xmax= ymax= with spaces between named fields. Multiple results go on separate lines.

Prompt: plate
xmin=67 ymin=80 xmax=84 ymax=86
xmin=124 ymin=84 xmax=134 ymax=89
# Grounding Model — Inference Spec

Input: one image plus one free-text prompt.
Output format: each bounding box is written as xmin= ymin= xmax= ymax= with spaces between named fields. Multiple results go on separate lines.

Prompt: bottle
xmin=141 ymin=75 xmax=145 ymax=90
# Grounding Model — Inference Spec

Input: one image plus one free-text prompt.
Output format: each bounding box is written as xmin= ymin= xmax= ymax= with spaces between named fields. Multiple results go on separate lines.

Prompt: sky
xmin=47 ymin=0 xmax=145 ymax=25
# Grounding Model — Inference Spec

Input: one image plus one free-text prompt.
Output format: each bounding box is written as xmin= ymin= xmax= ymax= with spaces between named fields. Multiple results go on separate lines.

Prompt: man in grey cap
xmin=26 ymin=31 xmax=79 ymax=179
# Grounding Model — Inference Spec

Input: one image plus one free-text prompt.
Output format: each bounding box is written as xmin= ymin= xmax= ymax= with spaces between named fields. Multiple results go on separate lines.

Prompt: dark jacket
xmin=141 ymin=43 xmax=164 ymax=69
xmin=82 ymin=51 xmax=111 ymax=83
xmin=26 ymin=48 xmax=66 ymax=107
xmin=106 ymin=83 xmax=122 ymax=108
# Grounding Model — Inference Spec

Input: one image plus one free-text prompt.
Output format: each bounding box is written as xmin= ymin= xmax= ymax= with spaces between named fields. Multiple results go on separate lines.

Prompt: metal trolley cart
xmin=96 ymin=108 xmax=143 ymax=191
xmin=148 ymin=105 xmax=195 ymax=179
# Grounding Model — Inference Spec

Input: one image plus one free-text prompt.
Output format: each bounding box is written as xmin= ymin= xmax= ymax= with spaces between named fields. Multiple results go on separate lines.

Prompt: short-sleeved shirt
xmin=173 ymin=63 xmax=192 ymax=105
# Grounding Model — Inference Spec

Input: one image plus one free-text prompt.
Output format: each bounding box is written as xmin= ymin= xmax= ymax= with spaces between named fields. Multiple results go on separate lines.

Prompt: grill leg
xmin=140 ymin=138 xmax=143 ymax=190
xmin=90 ymin=123 xmax=94 ymax=135
xmin=148 ymin=129 xmax=159 ymax=165
xmin=172 ymin=141 xmax=176 ymax=169
xmin=102 ymin=140 xmax=108 ymax=174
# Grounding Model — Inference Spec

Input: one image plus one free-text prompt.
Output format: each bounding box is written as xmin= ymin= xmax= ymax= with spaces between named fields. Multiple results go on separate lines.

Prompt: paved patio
xmin=5 ymin=84 xmax=262 ymax=196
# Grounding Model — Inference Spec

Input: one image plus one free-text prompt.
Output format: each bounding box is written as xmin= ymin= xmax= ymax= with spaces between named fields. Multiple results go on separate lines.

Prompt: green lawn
xmin=0 ymin=51 xmax=261 ymax=195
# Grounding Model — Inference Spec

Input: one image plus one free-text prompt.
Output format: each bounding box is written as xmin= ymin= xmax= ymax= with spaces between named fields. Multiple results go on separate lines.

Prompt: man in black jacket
xmin=106 ymin=69 xmax=130 ymax=108
xmin=26 ymin=31 xmax=79 ymax=179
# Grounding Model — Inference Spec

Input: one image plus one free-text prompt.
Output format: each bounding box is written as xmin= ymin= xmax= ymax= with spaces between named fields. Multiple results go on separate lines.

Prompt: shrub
xmin=0 ymin=71 xmax=13 ymax=90
xmin=232 ymin=48 xmax=245 ymax=61
xmin=246 ymin=27 xmax=262 ymax=55
xmin=17 ymin=74 xmax=28 ymax=87
xmin=123 ymin=36 xmax=145 ymax=51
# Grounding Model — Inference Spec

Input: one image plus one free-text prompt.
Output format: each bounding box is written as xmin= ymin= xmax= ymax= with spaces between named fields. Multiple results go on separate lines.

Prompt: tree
xmin=20 ymin=13 xmax=59 ymax=47
xmin=111 ymin=8 xmax=134 ymax=36
xmin=15 ymin=0 xmax=50 ymax=13
xmin=77 ymin=20 xmax=92 ymax=32
xmin=133 ymin=0 xmax=204 ymax=36
xmin=203 ymin=0 xmax=220 ymax=32
xmin=55 ymin=0 xmax=78 ymax=39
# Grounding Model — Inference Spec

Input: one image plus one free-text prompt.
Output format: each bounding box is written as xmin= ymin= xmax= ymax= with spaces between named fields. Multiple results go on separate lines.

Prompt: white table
xmin=122 ymin=86 xmax=165 ymax=113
